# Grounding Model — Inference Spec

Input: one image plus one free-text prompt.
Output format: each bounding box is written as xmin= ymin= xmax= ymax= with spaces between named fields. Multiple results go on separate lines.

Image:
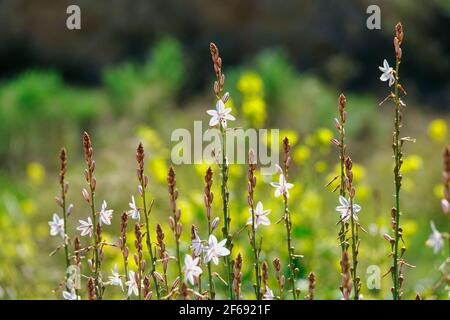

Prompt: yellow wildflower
xmin=26 ymin=162 xmax=46 ymax=185
xmin=427 ymin=119 xmax=447 ymax=142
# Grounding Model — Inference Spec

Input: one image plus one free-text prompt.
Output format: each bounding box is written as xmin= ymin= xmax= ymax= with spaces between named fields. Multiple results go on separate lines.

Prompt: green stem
xmin=283 ymin=194 xmax=296 ymax=300
xmin=141 ymin=189 xmax=160 ymax=299
xmin=61 ymin=185 xmax=71 ymax=286
xmin=250 ymin=206 xmax=261 ymax=299
xmin=88 ymin=169 xmax=101 ymax=299
xmin=220 ymin=127 xmax=234 ymax=300
xmin=207 ymin=220 xmax=215 ymax=299
xmin=349 ymin=197 xmax=359 ymax=300
xmin=392 ymin=57 xmax=401 ymax=301
xmin=338 ymin=128 xmax=347 ymax=253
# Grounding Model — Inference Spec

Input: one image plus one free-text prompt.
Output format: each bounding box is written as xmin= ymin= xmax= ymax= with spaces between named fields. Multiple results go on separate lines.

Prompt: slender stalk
xmin=134 ymin=223 xmax=143 ymax=300
xmin=283 ymin=194 xmax=295 ymax=300
xmin=391 ymin=24 xmax=403 ymax=301
xmin=248 ymin=150 xmax=261 ymax=299
xmin=136 ymin=143 xmax=160 ymax=299
xmin=119 ymin=212 xmax=130 ymax=300
xmin=209 ymin=42 xmax=234 ymax=299
xmin=168 ymin=166 xmax=183 ymax=290
xmin=82 ymin=132 xmax=102 ymax=299
xmin=282 ymin=137 xmax=297 ymax=300
xmin=203 ymin=167 xmax=216 ymax=299
xmin=58 ymin=148 xmax=71 ymax=283
xmin=337 ymin=94 xmax=348 ymax=253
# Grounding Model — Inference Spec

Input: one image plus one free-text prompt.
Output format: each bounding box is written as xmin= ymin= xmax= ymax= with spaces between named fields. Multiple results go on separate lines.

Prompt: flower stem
xmin=141 ymin=192 xmax=160 ymax=299
xmin=220 ymin=127 xmax=234 ymax=299
xmin=392 ymin=55 xmax=401 ymax=301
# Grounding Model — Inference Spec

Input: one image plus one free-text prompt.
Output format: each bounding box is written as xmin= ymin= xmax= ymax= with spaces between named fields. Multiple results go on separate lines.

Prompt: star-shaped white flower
xmin=183 ymin=255 xmax=203 ymax=285
xmin=108 ymin=264 xmax=123 ymax=290
xmin=247 ymin=201 xmax=271 ymax=229
xmin=125 ymin=270 xmax=139 ymax=297
xmin=77 ymin=217 xmax=93 ymax=237
xmin=204 ymin=234 xmax=230 ymax=265
xmin=191 ymin=231 xmax=203 ymax=257
xmin=127 ymin=196 xmax=140 ymax=221
xmin=336 ymin=196 xmax=361 ymax=223
xmin=49 ymin=213 xmax=65 ymax=239
xmin=270 ymin=173 xmax=294 ymax=198
xmin=426 ymin=221 xmax=444 ymax=254
xmin=206 ymin=99 xmax=235 ymax=129
xmin=62 ymin=288 xmax=80 ymax=300
xmin=263 ymin=286 xmax=275 ymax=300
xmin=379 ymin=59 xmax=395 ymax=87
xmin=99 ymin=200 xmax=113 ymax=226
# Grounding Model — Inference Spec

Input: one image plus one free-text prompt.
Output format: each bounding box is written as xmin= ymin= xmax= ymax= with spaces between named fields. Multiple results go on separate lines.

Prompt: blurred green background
xmin=0 ymin=0 xmax=448 ymax=299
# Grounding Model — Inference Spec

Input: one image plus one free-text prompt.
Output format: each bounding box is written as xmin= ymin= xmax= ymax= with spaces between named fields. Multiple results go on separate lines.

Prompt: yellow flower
xmin=237 ymin=71 xmax=263 ymax=95
xmin=351 ymin=163 xmax=366 ymax=182
xmin=293 ymin=145 xmax=311 ymax=163
xmin=315 ymin=128 xmax=333 ymax=146
xmin=402 ymin=154 xmax=423 ymax=173
xmin=136 ymin=126 xmax=166 ymax=154
xmin=427 ymin=119 xmax=448 ymax=142
xmin=433 ymin=184 xmax=444 ymax=199
xmin=148 ymin=157 xmax=167 ymax=183
xmin=21 ymin=199 xmax=36 ymax=216
xmin=242 ymin=96 xmax=267 ymax=128
xmin=26 ymin=162 xmax=46 ymax=185
xmin=315 ymin=161 xmax=328 ymax=173
xmin=262 ymin=130 xmax=298 ymax=148
xmin=402 ymin=219 xmax=418 ymax=237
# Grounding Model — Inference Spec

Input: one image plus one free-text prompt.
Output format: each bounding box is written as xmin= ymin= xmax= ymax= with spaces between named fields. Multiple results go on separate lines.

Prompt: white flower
xmin=247 ymin=201 xmax=271 ymax=229
xmin=62 ymin=288 xmax=80 ymax=300
xmin=426 ymin=221 xmax=444 ymax=254
xmin=127 ymin=196 xmax=140 ymax=221
xmin=270 ymin=173 xmax=294 ymax=198
xmin=49 ymin=213 xmax=65 ymax=239
xmin=379 ymin=59 xmax=395 ymax=87
xmin=263 ymin=286 xmax=274 ymax=300
xmin=99 ymin=200 xmax=113 ymax=226
xmin=335 ymin=196 xmax=361 ymax=223
xmin=191 ymin=231 xmax=203 ymax=257
xmin=77 ymin=217 xmax=93 ymax=237
xmin=206 ymin=99 xmax=235 ymax=129
xmin=125 ymin=270 xmax=139 ymax=297
xmin=183 ymin=255 xmax=203 ymax=285
xmin=108 ymin=264 xmax=123 ymax=290
xmin=204 ymin=234 xmax=230 ymax=265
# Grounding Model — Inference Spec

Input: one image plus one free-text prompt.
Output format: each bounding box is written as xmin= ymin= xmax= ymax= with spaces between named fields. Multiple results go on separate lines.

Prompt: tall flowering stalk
xmin=119 ymin=212 xmax=129 ymax=297
xmin=135 ymin=143 xmax=160 ymax=298
xmin=203 ymin=167 xmax=216 ymax=299
xmin=208 ymin=42 xmax=235 ymax=299
xmin=81 ymin=132 xmax=102 ymax=299
xmin=168 ymin=166 xmax=183 ymax=291
xmin=271 ymin=137 xmax=299 ymax=299
xmin=379 ymin=22 xmax=414 ymax=300
xmin=343 ymin=156 xmax=361 ymax=299
xmin=58 ymin=148 xmax=71 ymax=275
xmin=247 ymin=149 xmax=262 ymax=299
xmin=331 ymin=94 xmax=348 ymax=251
